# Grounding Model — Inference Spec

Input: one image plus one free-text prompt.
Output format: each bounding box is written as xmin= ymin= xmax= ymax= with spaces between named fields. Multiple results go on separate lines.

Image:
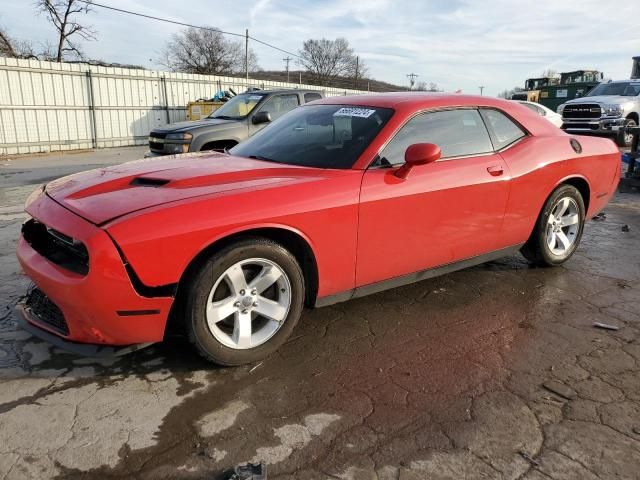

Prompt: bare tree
xmin=36 ymin=0 xmax=96 ymax=62
xmin=38 ymin=40 xmax=59 ymax=61
xmin=0 ymin=28 xmax=16 ymax=57
xmin=497 ymin=86 xmax=524 ymax=99
xmin=0 ymin=27 xmax=37 ymax=59
xmin=298 ymin=38 xmax=362 ymax=85
xmin=416 ymin=81 xmax=442 ymax=92
xmin=540 ymin=68 xmax=559 ymax=78
xmin=161 ymin=27 xmax=258 ymax=75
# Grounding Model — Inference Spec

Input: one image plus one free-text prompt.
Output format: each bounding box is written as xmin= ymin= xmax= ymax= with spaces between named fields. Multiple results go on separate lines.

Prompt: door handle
xmin=487 ymin=165 xmax=504 ymax=177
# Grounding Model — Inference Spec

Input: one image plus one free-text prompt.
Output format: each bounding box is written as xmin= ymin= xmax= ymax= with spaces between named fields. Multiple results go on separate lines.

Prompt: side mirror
xmin=394 ymin=143 xmax=441 ymax=179
xmin=252 ymin=111 xmax=272 ymax=125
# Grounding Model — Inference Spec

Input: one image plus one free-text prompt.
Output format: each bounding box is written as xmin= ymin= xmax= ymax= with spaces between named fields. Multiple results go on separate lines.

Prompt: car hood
xmin=565 ymin=95 xmax=638 ymax=105
xmin=45 ymin=152 xmax=345 ymax=225
xmin=151 ymin=117 xmax=238 ymax=133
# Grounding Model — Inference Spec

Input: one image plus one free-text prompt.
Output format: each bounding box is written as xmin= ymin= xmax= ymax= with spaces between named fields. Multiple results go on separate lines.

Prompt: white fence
xmin=0 ymin=57 xmax=367 ymax=155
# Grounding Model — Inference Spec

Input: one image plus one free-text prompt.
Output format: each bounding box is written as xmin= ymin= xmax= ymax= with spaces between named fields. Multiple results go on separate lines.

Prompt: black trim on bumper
xmin=14 ymin=305 xmax=154 ymax=358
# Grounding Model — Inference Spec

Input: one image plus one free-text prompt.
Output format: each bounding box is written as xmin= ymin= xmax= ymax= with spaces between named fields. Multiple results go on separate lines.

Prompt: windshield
xmin=586 ymin=82 xmax=640 ymax=97
xmin=209 ymin=93 xmax=266 ymax=119
xmin=230 ymin=104 xmax=394 ymax=169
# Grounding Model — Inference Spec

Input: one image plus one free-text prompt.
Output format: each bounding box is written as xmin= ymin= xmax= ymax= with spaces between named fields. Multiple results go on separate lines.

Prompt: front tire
xmin=521 ymin=185 xmax=585 ymax=267
xmin=616 ymin=117 xmax=637 ymax=147
xmin=186 ymin=238 xmax=305 ymax=366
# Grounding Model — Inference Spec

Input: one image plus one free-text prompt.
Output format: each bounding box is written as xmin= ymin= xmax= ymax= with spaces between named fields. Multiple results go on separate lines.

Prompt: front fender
xmin=105 ymin=170 xmax=363 ymax=298
xmin=190 ymin=126 xmax=247 ymax=151
xmin=184 ymin=222 xmax=319 ymax=269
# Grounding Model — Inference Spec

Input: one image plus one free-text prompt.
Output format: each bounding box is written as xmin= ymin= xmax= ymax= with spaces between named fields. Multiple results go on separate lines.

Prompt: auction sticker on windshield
xmin=333 ymin=107 xmax=376 ymax=118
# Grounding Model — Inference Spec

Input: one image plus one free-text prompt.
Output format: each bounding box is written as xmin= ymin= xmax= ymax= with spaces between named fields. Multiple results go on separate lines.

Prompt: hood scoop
xmin=130 ymin=177 xmax=171 ymax=187
xmin=45 ymin=154 xmax=337 ymax=225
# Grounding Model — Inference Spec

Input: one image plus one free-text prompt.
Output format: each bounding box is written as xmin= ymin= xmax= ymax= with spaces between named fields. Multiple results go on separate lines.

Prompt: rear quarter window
xmin=481 ymin=109 xmax=526 ymax=150
xmin=304 ymin=92 xmax=323 ymax=103
xmin=521 ymin=102 xmax=545 ymax=116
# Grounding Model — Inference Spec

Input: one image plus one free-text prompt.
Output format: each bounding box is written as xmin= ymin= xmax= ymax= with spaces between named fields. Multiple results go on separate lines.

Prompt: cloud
xmin=1 ymin=0 xmax=637 ymax=95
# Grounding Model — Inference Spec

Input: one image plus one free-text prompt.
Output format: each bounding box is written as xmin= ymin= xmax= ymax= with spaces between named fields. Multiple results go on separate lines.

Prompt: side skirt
xmin=315 ymin=244 xmax=524 ymax=308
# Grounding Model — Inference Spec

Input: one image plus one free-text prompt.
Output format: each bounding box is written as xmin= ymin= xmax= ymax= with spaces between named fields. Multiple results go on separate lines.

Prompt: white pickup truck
xmin=558 ymin=80 xmax=640 ymax=147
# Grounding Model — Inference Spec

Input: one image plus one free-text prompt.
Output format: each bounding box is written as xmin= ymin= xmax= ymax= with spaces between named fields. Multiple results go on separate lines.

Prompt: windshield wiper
xmin=248 ymin=155 xmax=278 ymax=163
xmin=211 ymin=115 xmax=236 ymax=120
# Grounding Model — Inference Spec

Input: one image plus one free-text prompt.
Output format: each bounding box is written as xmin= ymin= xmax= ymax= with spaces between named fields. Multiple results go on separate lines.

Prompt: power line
xmin=79 ymin=0 xmax=302 ymax=59
xmin=249 ymin=36 xmax=301 ymax=59
xmin=78 ymin=0 xmax=245 ymax=37
xmin=74 ymin=0 xmax=398 ymax=91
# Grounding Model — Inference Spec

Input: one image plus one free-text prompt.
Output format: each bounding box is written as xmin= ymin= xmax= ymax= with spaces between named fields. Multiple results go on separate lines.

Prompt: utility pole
xmin=283 ymin=56 xmax=292 ymax=83
xmin=407 ymin=73 xmax=419 ymax=90
xmin=354 ymin=56 xmax=359 ymax=89
xmin=245 ymin=29 xmax=249 ymax=83
xmin=479 ymin=85 xmax=485 ymax=96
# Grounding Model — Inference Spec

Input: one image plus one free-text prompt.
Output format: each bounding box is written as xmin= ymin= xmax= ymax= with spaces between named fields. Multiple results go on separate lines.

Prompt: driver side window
xmin=259 ymin=94 xmax=300 ymax=121
xmin=378 ymin=109 xmax=493 ymax=166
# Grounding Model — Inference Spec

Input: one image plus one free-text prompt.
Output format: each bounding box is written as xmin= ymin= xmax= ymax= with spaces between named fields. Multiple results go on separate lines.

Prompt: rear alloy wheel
xmin=187 ymin=239 xmax=304 ymax=365
xmin=545 ymin=197 xmax=580 ymax=256
xmin=521 ymin=185 xmax=585 ymax=267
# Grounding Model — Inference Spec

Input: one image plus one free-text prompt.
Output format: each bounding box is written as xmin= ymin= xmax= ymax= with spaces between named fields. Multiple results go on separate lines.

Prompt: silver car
xmin=145 ymin=89 xmax=324 ymax=157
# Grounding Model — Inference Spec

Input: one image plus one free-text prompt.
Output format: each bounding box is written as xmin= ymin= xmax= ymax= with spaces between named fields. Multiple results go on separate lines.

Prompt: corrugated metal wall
xmin=0 ymin=57 xmax=367 ymax=155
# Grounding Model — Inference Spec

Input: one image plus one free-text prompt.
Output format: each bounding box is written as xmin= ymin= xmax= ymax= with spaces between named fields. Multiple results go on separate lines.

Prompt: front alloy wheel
xmin=206 ymin=258 xmax=291 ymax=350
xmin=186 ymin=238 xmax=305 ymax=365
xmin=617 ymin=118 xmax=637 ymax=147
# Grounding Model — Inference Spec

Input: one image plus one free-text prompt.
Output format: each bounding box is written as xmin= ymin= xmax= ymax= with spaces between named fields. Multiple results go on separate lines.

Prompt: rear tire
xmin=186 ymin=238 xmax=305 ymax=366
xmin=616 ymin=117 xmax=637 ymax=147
xmin=521 ymin=185 xmax=585 ymax=267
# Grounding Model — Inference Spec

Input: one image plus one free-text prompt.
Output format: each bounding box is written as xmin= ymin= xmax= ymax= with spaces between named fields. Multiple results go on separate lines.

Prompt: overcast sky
xmin=1 ymin=0 xmax=638 ymax=96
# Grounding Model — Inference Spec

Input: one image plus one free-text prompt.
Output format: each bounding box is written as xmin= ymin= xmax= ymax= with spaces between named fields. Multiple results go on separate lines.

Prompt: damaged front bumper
xmin=16 ymin=191 xmax=174 ymax=350
xmin=14 ymin=302 xmax=153 ymax=357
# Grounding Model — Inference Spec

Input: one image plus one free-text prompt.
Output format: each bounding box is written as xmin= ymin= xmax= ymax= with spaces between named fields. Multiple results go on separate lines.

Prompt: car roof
xmin=312 ymin=92 xmax=562 ymax=138
xmin=311 ymin=92 xmax=544 ymax=111
xmin=313 ymin=92 xmax=522 ymax=109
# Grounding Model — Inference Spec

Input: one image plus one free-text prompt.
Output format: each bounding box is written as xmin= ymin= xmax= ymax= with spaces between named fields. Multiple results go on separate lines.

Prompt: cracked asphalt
xmin=1 ymin=147 xmax=639 ymax=479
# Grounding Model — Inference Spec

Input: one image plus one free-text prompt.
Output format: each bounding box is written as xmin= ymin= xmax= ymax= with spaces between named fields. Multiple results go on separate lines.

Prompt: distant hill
xmin=245 ymin=70 xmax=407 ymax=92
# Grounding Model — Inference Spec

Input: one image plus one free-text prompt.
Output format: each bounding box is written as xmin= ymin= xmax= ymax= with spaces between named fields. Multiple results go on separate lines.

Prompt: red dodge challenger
xmin=16 ymin=94 xmax=620 ymax=365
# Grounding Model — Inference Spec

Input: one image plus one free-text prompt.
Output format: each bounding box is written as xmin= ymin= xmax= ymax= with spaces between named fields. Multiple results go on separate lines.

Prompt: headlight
xmin=24 ymin=185 xmax=45 ymax=209
xmin=557 ymin=104 xmax=565 ymax=114
xmin=165 ymin=143 xmax=190 ymax=154
xmin=165 ymin=132 xmax=193 ymax=142
xmin=603 ymin=104 xmax=623 ymax=117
